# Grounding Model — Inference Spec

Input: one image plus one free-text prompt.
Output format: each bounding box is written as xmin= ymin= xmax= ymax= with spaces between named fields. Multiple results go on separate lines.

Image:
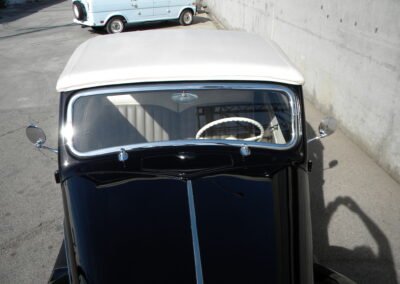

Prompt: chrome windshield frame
xmin=64 ymin=82 xmax=302 ymax=158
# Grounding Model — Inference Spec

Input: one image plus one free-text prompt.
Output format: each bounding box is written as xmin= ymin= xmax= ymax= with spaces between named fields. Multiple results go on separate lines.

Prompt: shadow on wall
xmin=0 ymin=0 xmax=65 ymax=24
xmin=307 ymin=123 xmax=398 ymax=284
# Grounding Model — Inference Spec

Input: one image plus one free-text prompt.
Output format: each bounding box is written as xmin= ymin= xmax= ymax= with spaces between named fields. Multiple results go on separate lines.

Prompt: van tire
xmin=106 ymin=17 xmax=126 ymax=34
xmin=179 ymin=9 xmax=194 ymax=26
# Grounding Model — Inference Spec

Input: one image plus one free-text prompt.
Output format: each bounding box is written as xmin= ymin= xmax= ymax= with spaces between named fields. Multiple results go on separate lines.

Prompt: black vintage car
xmin=26 ymin=30 xmax=354 ymax=284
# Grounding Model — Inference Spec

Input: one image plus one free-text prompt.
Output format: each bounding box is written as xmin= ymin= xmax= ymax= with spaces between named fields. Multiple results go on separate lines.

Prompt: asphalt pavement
xmin=0 ymin=1 xmax=399 ymax=283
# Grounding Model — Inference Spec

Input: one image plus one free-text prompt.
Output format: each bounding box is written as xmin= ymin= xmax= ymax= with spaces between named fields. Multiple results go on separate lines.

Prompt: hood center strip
xmin=187 ymin=180 xmax=204 ymax=284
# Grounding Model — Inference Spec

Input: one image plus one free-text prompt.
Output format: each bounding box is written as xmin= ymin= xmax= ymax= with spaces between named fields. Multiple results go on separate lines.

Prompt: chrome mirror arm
xmin=34 ymin=139 xmax=58 ymax=154
xmin=40 ymin=145 xmax=58 ymax=154
xmin=307 ymin=133 xmax=327 ymax=144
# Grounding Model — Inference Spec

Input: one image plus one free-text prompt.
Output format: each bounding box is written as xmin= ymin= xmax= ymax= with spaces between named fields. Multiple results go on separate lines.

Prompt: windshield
xmin=65 ymin=83 xmax=300 ymax=156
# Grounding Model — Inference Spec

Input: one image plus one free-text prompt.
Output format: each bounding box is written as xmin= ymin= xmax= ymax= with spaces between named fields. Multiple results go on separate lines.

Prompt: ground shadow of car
xmin=307 ymin=122 xmax=398 ymax=284
xmin=89 ymin=15 xmax=211 ymax=34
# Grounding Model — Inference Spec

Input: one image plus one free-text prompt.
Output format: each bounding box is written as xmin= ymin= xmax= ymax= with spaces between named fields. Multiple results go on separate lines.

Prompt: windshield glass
xmin=66 ymin=84 xmax=299 ymax=155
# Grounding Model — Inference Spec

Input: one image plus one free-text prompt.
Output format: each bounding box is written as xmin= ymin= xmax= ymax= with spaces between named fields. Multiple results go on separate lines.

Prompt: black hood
xmin=63 ymin=173 xmax=281 ymax=283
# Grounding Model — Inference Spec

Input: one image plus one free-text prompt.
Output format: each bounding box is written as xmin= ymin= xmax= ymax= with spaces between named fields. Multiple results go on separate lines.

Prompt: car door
xmin=154 ymin=0 xmax=171 ymax=17
xmin=129 ymin=0 xmax=154 ymax=21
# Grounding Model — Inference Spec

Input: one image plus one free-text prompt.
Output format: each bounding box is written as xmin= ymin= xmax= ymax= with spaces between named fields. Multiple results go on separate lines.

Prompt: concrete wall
xmin=206 ymin=0 xmax=400 ymax=182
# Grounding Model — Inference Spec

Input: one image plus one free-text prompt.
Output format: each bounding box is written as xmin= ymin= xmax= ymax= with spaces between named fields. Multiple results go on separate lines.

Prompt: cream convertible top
xmin=56 ymin=30 xmax=304 ymax=92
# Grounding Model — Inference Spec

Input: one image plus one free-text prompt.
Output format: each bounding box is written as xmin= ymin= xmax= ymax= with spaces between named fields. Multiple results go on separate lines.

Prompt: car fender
xmin=178 ymin=6 xmax=196 ymax=17
xmin=103 ymin=13 xmax=128 ymax=26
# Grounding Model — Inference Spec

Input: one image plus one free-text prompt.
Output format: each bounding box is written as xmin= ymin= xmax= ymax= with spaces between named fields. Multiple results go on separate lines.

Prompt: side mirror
xmin=308 ymin=117 xmax=337 ymax=143
xmin=26 ymin=125 xmax=58 ymax=153
xmin=318 ymin=117 xmax=337 ymax=138
xmin=26 ymin=125 xmax=47 ymax=145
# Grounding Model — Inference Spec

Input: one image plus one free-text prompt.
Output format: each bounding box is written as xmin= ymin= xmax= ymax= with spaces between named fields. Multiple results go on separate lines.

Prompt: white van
xmin=72 ymin=0 xmax=197 ymax=33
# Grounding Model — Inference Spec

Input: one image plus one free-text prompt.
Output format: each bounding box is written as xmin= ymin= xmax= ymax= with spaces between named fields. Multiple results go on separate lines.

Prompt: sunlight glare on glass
xmin=107 ymin=94 xmax=139 ymax=106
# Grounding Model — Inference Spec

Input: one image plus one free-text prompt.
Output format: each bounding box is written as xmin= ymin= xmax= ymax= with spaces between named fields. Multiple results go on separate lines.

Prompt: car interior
xmin=71 ymin=89 xmax=293 ymax=153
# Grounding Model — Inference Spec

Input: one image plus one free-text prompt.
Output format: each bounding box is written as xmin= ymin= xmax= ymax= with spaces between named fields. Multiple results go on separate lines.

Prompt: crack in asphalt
xmin=0 ymin=216 xmax=63 ymax=253
xmin=0 ymin=23 xmax=75 ymax=40
xmin=0 ymin=126 xmax=25 ymax=139
xmin=0 ymin=109 xmax=56 ymax=140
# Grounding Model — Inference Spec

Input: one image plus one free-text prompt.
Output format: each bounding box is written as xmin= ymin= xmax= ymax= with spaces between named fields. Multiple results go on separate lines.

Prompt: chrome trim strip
xmin=187 ymin=180 xmax=204 ymax=284
xmin=65 ymin=82 xmax=301 ymax=157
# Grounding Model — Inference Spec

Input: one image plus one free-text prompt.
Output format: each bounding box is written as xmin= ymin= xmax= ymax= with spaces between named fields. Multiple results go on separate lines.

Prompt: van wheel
xmin=106 ymin=17 xmax=125 ymax=34
xmin=179 ymin=10 xmax=194 ymax=26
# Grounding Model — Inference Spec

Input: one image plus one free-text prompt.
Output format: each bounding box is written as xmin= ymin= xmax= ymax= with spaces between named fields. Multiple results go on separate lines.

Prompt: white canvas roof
xmin=56 ymin=29 xmax=304 ymax=92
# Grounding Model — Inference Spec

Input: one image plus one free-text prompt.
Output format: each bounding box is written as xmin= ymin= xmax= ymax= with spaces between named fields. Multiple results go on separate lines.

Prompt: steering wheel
xmin=195 ymin=117 xmax=264 ymax=142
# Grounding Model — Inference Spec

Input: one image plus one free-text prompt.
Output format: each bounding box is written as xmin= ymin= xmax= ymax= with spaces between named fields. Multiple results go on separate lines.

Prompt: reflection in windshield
xmin=70 ymin=88 xmax=295 ymax=153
